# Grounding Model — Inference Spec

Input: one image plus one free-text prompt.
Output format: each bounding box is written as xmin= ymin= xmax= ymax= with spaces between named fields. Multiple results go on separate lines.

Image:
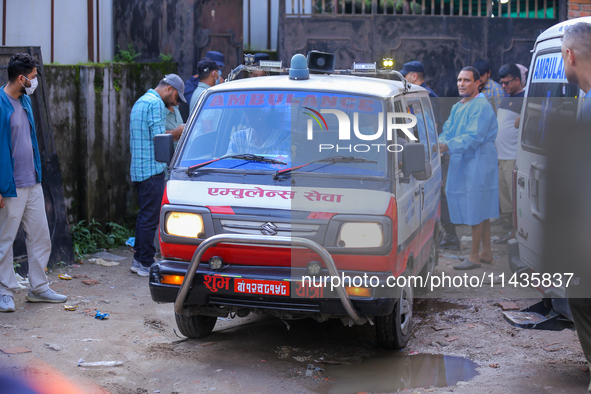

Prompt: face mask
xmin=21 ymin=76 xmax=38 ymax=95
xmin=215 ymin=71 xmax=221 ymax=85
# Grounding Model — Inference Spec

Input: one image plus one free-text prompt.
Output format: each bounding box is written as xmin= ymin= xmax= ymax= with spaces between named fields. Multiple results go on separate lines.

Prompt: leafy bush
xmin=159 ymin=53 xmax=173 ymax=62
xmin=114 ymin=44 xmax=141 ymax=63
xmin=71 ymin=220 xmax=133 ymax=256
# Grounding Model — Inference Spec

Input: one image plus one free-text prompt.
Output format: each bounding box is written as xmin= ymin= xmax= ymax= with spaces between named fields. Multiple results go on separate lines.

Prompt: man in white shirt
xmin=495 ymin=63 xmax=524 ymax=234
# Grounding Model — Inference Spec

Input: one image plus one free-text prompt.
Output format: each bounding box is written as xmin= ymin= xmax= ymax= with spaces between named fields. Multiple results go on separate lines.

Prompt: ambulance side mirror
xmin=400 ymin=143 xmax=426 ymax=182
xmin=154 ymin=133 xmax=174 ymax=165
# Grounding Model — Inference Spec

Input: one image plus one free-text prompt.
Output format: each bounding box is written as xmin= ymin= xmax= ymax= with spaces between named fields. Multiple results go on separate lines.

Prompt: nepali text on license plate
xmin=234 ymin=279 xmax=290 ymax=296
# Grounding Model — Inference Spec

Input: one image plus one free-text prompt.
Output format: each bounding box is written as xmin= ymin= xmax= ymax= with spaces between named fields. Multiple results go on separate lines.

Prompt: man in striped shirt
xmin=129 ymin=74 xmax=185 ymax=276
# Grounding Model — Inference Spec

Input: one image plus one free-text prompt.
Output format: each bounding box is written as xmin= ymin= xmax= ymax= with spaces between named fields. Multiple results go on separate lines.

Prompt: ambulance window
xmin=521 ymin=51 xmax=580 ymax=152
xmin=406 ymin=100 xmax=430 ymax=160
xmin=521 ymin=82 xmax=579 ymax=151
xmin=420 ymin=97 xmax=439 ymax=162
xmin=392 ymin=100 xmax=407 ymax=139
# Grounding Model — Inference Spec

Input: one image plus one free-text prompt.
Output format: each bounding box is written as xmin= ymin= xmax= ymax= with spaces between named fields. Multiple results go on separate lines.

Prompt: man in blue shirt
xmin=130 ymin=74 xmax=185 ymax=276
xmin=0 ymin=53 xmax=67 ymax=312
xmin=189 ymin=58 xmax=222 ymax=112
xmin=400 ymin=61 xmax=437 ymax=98
xmin=185 ymin=51 xmax=225 ymax=105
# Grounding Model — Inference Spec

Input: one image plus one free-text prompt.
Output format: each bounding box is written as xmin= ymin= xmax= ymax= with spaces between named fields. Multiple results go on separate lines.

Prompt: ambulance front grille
xmin=219 ymin=219 xmax=320 ymax=237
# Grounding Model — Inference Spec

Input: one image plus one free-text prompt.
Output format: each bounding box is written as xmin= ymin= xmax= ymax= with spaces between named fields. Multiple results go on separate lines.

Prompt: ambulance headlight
xmin=337 ymin=223 xmax=383 ymax=248
xmin=165 ymin=212 xmax=205 ymax=238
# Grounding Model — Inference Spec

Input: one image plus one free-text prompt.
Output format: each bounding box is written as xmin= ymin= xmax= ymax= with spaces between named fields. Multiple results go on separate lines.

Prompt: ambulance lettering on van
xmin=531 ymin=54 xmax=567 ymax=83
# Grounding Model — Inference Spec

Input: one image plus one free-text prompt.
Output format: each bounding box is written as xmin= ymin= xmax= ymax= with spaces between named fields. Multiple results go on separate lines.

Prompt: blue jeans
xmin=133 ymin=172 xmax=165 ymax=268
xmin=440 ymin=155 xmax=456 ymax=237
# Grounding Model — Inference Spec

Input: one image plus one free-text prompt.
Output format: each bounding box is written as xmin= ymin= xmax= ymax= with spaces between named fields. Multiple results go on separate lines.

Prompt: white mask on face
xmin=21 ymin=76 xmax=38 ymax=95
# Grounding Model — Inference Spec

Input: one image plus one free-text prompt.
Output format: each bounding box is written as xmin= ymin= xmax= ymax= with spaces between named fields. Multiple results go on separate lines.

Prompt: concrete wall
xmin=45 ymin=63 xmax=177 ymax=225
xmin=113 ymin=0 xmax=243 ymax=82
xmin=279 ymin=10 xmax=556 ymax=98
xmin=0 ymin=0 xmax=114 ymax=63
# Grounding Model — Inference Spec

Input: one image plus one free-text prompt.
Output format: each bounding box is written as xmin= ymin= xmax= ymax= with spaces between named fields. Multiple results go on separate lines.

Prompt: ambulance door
xmin=393 ymin=97 xmax=423 ymax=273
xmin=516 ymin=48 xmax=580 ymax=273
xmin=421 ymin=96 xmax=441 ymax=246
xmin=407 ymin=98 xmax=437 ymax=268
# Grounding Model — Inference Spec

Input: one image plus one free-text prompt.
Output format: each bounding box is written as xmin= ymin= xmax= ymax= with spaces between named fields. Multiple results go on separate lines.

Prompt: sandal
xmin=493 ymin=236 xmax=509 ymax=244
xmin=480 ymin=258 xmax=494 ymax=264
xmin=453 ymin=259 xmax=482 ymax=270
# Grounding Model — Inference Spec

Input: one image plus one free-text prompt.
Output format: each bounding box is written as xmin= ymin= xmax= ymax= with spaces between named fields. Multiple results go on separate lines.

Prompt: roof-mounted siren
xmin=289 ymin=54 xmax=310 ymax=80
xmin=307 ymin=50 xmax=335 ymax=74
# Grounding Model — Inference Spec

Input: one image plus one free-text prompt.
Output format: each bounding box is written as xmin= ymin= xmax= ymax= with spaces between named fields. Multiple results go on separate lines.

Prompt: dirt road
xmin=0 ymin=224 xmax=588 ymax=393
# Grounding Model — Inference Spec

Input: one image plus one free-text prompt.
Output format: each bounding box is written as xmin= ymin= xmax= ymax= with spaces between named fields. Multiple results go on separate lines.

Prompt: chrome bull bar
xmin=173 ymin=234 xmax=367 ymax=325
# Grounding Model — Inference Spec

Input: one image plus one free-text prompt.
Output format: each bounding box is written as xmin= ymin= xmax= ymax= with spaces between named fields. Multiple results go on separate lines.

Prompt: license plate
xmin=234 ymin=279 xmax=290 ymax=296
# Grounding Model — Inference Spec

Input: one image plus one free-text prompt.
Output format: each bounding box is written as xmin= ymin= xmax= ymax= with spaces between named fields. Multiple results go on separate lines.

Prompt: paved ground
xmin=0 ymin=223 xmax=589 ymax=393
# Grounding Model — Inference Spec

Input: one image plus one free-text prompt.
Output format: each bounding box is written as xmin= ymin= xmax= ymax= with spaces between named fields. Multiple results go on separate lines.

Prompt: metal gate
xmin=279 ymin=0 xmax=559 ymax=97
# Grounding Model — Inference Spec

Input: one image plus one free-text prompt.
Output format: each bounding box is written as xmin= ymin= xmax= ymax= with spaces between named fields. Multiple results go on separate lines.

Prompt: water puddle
xmin=323 ymin=353 xmax=478 ymax=394
xmin=414 ymin=299 xmax=470 ymax=313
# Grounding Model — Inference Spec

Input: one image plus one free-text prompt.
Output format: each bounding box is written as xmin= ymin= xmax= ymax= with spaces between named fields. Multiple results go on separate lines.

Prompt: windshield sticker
xmin=531 ymin=53 xmax=568 ymax=83
xmin=208 ymin=187 xmax=297 ymax=200
xmin=206 ymin=187 xmax=343 ymax=203
xmin=205 ymin=92 xmax=378 ymax=113
xmin=304 ymin=190 xmax=343 ymax=203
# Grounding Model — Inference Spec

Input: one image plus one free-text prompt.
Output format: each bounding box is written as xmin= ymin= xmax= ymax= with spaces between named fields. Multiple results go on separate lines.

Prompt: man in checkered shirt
xmin=129 ymin=74 xmax=185 ymax=276
xmin=473 ymin=59 xmax=506 ymax=114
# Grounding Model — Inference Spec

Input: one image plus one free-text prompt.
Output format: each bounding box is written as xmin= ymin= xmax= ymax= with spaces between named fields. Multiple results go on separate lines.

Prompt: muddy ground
xmin=0 ymin=223 xmax=589 ymax=394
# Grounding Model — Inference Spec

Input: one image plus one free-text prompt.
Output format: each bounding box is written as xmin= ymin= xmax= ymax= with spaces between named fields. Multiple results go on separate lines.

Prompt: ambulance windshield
xmin=177 ymin=91 xmax=390 ymax=178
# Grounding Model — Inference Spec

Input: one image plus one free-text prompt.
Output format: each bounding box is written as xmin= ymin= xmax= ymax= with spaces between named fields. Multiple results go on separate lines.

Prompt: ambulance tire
xmin=375 ymin=276 xmax=413 ymax=349
xmin=175 ymin=313 xmax=217 ymax=338
xmin=419 ymin=238 xmax=438 ymax=283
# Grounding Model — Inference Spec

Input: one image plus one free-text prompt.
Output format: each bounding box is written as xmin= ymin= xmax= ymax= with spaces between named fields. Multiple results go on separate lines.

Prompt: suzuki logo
xmin=261 ymin=222 xmax=278 ymax=236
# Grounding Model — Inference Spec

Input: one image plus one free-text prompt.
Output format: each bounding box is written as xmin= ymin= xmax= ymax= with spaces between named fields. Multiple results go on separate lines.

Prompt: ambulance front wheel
xmin=375 ymin=278 xmax=413 ymax=349
xmin=420 ymin=238 xmax=438 ymax=282
xmin=175 ymin=312 xmax=217 ymax=338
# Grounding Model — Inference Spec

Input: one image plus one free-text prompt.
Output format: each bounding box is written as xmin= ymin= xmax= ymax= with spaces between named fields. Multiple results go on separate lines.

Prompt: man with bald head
xmin=561 ymin=20 xmax=591 ymax=393
xmin=562 ymin=22 xmax=591 ymax=123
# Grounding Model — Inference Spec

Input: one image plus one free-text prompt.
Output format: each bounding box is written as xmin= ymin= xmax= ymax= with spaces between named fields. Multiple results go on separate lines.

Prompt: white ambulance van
xmin=506 ymin=17 xmax=591 ymax=329
xmin=149 ymin=54 xmax=442 ymax=349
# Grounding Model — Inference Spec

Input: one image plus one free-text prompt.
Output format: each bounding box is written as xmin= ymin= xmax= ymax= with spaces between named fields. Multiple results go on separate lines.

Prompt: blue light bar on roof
xmin=259 ymin=60 xmax=282 ymax=69
xmin=353 ymin=62 xmax=377 ymax=71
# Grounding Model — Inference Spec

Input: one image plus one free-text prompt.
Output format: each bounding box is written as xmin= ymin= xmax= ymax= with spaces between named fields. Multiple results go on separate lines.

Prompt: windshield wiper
xmin=273 ymin=156 xmax=377 ymax=180
xmin=187 ymin=154 xmax=287 ymax=175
